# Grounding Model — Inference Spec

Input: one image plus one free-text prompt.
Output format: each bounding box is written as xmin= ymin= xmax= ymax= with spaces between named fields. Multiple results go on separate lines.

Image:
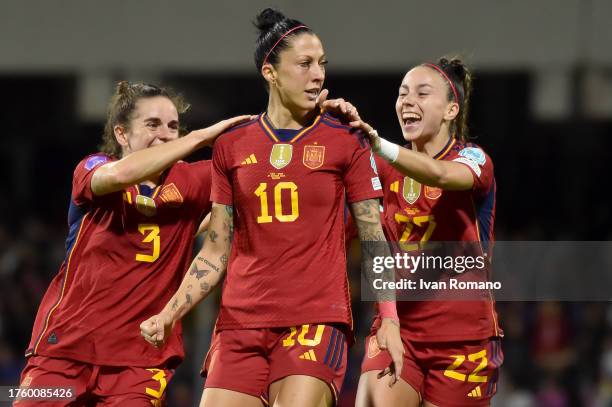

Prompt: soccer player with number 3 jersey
xmin=140 ymin=8 xmax=404 ymax=407
xmin=16 ymin=82 xmax=250 ymax=406
xmin=335 ymin=57 xmax=503 ymax=407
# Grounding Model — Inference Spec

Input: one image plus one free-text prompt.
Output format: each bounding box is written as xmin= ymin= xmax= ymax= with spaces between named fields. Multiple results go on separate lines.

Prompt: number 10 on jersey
xmin=254 ymin=182 xmax=299 ymax=223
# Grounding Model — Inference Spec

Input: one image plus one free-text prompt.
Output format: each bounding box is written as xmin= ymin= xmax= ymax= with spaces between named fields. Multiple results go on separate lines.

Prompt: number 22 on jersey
xmin=254 ymin=182 xmax=299 ymax=223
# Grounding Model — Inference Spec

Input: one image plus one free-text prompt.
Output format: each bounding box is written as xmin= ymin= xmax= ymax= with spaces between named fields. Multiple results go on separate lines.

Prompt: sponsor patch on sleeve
xmin=458 ymin=147 xmax=486 ymax=165
xmin=372 ymin=177 xmax=382 ymax=191
xmin=84 ymin=154 xmax=109 ymax=170
xmin=453 ymin=157 xmax=482 ymax=177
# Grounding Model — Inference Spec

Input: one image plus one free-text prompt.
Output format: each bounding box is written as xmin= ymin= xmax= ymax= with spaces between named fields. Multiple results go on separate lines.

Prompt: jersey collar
xmin=258 ymin=112 xmax=322 ymax=144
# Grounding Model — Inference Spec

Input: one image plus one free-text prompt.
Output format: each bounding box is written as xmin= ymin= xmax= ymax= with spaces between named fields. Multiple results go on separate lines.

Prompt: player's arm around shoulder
xmin=392 ymin=144 xmax=475 ymax=191
xmin=140 ymin=202 xmax=233 ymax=348
xmin=91 ymin=115 xmax=253 ymax=196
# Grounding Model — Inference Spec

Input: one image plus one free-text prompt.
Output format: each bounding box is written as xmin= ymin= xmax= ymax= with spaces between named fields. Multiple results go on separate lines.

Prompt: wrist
xmin=379 ymin=301 xmax=399 ymax=323
xmin=377 ymin=137 xmax=400 ymax=163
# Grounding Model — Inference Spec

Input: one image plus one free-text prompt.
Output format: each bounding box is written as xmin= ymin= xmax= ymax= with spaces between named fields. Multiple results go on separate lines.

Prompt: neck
xmin=267 ymin=93 xmax=315 ymax=129
xmin=411 ymin=126 xmax=452 ymax=157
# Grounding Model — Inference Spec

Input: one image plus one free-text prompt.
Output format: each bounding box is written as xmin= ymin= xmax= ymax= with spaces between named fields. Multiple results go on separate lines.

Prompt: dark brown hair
xmin=253 ymin=8 xmax=312 ymax=71
xmin=425 ymin=56 xmax=473 ymax=141
xmin=99 ymin=81 xmax=189 ymax=158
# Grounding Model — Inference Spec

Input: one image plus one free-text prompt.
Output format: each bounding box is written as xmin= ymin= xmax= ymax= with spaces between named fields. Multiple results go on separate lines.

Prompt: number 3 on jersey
xmin=136 ymin=224 xmax=160 ymax=263
xmin=254 ymin=182 xmax=299 ymax=223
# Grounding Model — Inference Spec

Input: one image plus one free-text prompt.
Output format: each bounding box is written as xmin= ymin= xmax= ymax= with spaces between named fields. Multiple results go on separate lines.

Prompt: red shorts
xmin=361 ymin=331 xmax=503 ymax=407
xmin=203 ymin=325 xmax=347 ymax=404
xmin=14 ymin=355 xmax=175 ymax=406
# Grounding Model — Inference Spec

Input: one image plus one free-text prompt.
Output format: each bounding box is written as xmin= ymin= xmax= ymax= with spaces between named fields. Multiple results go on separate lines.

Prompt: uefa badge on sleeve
xmin=270 ymin=144 xmax=293 ymax=169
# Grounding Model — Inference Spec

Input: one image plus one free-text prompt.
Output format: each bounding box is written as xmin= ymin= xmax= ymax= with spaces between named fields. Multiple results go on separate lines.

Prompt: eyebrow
xmin=400 ymin=84 xmax=433 ymax=90
xmin=144 ymin=117 xmax=179 ymax=125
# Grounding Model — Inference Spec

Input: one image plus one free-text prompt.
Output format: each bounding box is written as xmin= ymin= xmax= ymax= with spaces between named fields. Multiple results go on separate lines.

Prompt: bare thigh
xmin=269 ymin=375 xmax=332 ymax=407
xmin=200 ymin=388 xmax=263 ymax=407
xmin=355 ymin=370 xmax=420 ymax=407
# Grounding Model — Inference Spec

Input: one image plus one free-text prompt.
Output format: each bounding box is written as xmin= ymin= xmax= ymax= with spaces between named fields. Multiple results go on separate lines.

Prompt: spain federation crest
xmin=302 ymin=145 xmax=325 ymax=169
xmin=403 ymin=177 xmax=421 ymax=204
xmin=270 ymin=144 xmax=293 ymax=169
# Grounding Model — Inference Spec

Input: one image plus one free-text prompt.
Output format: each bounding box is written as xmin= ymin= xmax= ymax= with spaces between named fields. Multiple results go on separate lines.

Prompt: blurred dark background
xmin=1 ymin=1 xmax=612 ymax=406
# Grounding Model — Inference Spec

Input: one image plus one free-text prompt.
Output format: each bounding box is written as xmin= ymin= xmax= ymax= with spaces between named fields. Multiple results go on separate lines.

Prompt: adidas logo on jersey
xmin=241 ymin=154 xmax=258 ymax=165
xmin=467 ymin=386 xmax=482 ymax=398
xmin=298 ymin=349 xmax=317 ymax=362
xmin=390 ymin=181 xmax=399 ymax=193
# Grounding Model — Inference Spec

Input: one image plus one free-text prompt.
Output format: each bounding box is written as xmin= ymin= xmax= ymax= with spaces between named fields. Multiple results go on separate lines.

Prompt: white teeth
xmin=403 ymin=112 xmax=421 ymax=120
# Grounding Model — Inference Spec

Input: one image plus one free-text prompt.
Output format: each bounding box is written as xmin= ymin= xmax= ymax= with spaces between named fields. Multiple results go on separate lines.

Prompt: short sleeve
xmin=451 ymin=146 xmax=494 ymax=195
xmin=72 ymin=154 xmax=112 ymax=206
xmin=343 ymin=131 xmax=384 ymax=203
xmin=211 ymin=138 xmax=233 ymax=205
xmin=185 ymin=160 xmax=213 ymax=215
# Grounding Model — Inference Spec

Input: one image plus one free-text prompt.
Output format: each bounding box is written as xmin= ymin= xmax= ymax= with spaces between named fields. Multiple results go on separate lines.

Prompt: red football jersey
xmin=375 ymin=138 xmax=502 ymax=341
xmin=211 ymin=113 xmax=382 ymax=331
xmin=26 ymin=154 xmax=212 ymax=366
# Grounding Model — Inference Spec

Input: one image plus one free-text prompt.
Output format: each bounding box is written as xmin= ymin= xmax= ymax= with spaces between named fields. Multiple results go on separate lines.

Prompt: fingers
xmin=223 ymin=115 xmax=253 ymax=127
xmin=315 ymin=89 xmax=329 ymax=106
xmin=140 ymin=317 xmax=164 ymax=347
xmin=391 ymin=351 xmax=404 ymax=386
xmin=377 ymin=367 xmax=391 ymax=379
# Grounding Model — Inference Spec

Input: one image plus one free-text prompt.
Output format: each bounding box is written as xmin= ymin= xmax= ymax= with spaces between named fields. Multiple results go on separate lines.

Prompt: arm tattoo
xmin=203 ymin=259 xmax=220 ymax=273
xmin=171 ymin=298 xmax=179 ymax=311
xmin=200 ymin=282 xmax=210 ymax=296
xmin=352 ymin=200 xmax=386 ymax=241
xmin=224 ymin=206 xmax=234 ymax=242
xmin=209 ymin=230 xmax=218 ymax=242
xmin=189 ymin=262 xmax=210 ymax=279
xmin=220 ymin=254 xmax=228 ymax=267
xmin=351 ymin=199 xmax=396 ymax=302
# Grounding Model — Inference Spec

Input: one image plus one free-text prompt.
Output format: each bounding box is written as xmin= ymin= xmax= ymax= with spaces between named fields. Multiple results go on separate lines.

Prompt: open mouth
xmin=402 ymin=112 xmax=422 ymax=127
xmin=305 ymin=89 xmax=320 ymax=100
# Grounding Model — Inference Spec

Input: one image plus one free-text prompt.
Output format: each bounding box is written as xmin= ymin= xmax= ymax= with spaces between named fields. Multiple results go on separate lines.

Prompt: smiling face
xmin=395 ymin=65 xmax=459 ymax=143
xmin=114 ymin=96 xmax=180 ymax=156
xmin=264 ymin=33 xmax=327 ymax=114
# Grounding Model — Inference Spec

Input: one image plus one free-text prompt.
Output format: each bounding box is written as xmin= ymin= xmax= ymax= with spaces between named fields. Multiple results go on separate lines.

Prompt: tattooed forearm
xmin=351 ymin=199 xmax=396 ymax=302
xmin=163 ymin=203 xmax=231 ymax=323
xmin=352 ymin=200 xmax=386 ymax=241
xmin=203 ymin=259 xmax=220 ymax=273
xmin=223 ymin=206 xmax=234 ymax=242
xmin=189 ymin=262 xmax=210 ymax=279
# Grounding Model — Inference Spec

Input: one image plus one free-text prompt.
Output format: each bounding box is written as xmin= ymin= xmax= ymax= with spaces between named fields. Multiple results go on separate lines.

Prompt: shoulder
xmin=319 ymin=113 xmax=369 ymax=148
xmin=215 ymin=115 xmax=261 ymax=146
xmin=75 ymin=153 xmax=114 ymax=172
xmin=450 ymin=140 xmax=492 ymax=165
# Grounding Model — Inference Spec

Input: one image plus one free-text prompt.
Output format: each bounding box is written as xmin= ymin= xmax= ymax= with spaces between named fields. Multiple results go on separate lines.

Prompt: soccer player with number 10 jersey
xmin=141 ymin=8 xmax=404 ymax=407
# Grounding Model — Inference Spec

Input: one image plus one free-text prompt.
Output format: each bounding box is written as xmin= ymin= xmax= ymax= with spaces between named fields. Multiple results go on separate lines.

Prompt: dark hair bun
xmin=439 ymin=57 xmax=467 ymax=81
xmin=254 ymin=8 xmax=286 ymax=34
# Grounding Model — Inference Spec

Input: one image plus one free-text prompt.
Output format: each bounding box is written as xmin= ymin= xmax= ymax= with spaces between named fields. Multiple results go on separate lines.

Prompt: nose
xmin=157 ymin=125 xmax=174 ymax=141
xmin=311 ymin=64 xmax=325 ymax=82
xmin=402 ymin=93 xmax=416 ymax=107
